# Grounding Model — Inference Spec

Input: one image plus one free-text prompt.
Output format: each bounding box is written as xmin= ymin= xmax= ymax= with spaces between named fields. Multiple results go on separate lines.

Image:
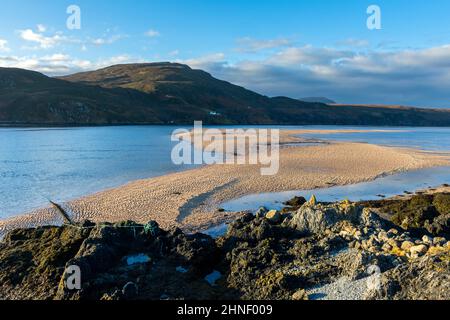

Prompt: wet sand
xmin=1 ymin=130 xmax=449 ymax=236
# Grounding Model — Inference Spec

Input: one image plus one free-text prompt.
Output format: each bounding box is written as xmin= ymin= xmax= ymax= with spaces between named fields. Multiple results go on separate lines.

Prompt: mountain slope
xmin=299 ymin=97 xmax=336 ymax=104
xmin=0 ymin=67 xmax=166 ymax=125
xmin=1 ymin=63 xmax=450 ymax=126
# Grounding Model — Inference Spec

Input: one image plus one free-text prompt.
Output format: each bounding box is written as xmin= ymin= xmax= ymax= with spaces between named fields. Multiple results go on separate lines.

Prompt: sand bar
xmin=1 ymin=129 xmax=449 ymax=236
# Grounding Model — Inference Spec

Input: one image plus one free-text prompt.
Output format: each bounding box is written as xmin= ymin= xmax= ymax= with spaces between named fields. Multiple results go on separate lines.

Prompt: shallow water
xmin=203 ymin=166 xmax=450 ymax=238
xmin=126 ymin=253 xmax=151 ymax=266
xmin=0 ymin=126 xmax=197 ymax=218
xmin=298 ymin=126 xmax=450 ymax=152
xmin=1 ymin=125 xmax=449 ymax=219
xmin=221 ymin=166 xmax=450 ymax=212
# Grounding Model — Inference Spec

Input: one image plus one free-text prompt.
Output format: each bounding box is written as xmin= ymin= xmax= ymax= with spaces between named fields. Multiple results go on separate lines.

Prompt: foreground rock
xmin=360 ymin=193 xmax=450 ymax=237
xmin=0 ymin=194 xmax=448 ymax=300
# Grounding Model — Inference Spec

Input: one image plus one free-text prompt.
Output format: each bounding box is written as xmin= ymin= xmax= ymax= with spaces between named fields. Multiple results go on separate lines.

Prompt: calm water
xmin=221 ymin=166 xmax=450 ymax=213
xmin=0 ymin=126 xmax=197 ymax=218
xmin=298 ymin=126 xmax=450 ymax=152
xmin=0 ymin=125 xmax=449 ymax=219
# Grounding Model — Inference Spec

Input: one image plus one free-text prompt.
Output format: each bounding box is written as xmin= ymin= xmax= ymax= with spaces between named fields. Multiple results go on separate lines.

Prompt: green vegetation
xmin=360 ymin=193 xmax=450 ymax=236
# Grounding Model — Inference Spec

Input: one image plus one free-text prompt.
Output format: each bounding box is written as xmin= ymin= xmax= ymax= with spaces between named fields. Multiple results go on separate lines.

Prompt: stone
xmin=307 ymin=195 xmax=317 ymax=206
xmin=382 ymin=243 xmax=393 ymax=252
xmin=401 ymin=241 xmax=414 ymax=251
xmin=255 ymin=207 xmax=268 ymax=218
xmin=410 ymin=245 xmax=428 ymax=258
xmin=291 ymin=289 xmax=308 ymax=300
xmin=353 ymin=230 xmax=362 ymax=240
xmin=360 ymin=208 xmax=385 ymax=229
xmin=288 ymin=203 xmax=361 ymax=235
xmin=122 ymin=282 xmax=138 ymax=299
xmin=387 ymin=239 xmax=400 ymax=248
xmin=433 ymin=237 xmax=446 ymax=246
xmin=283 ymin=196 xmax=307 ymax=208
xmin=387 ymin=228 xmax=399 ymax=237
xmin=144 ymin=220 xmax=160 ymax=236
xmin=265 ymin=210 xmax=281 ymax=224
xmin=378 ymin=231 xmax=389 ymax=242
xmin=422 ymin=235 xmax=433 ymax=245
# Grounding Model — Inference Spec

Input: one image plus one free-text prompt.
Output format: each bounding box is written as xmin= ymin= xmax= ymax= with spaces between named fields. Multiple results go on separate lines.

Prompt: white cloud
xmin=183 ymin=44 xmax=450 ymax=108
xmin=90 ymin=34 xmax=125 ymax=46
xmin=145 ymin=29 xmax=160 ymax=38
xmin=18 ymin=28 xmax=67 ymax=49
xmin=0 ymin=39 xmax=10 ymax=52
xmin=178 ymin=53 xmax=226 ymax=69
xmin=3 ymin=38 xmax=450 ymax=107
xmin=336 ymin=38 xmax=369 ymax=48
xmin=236 ymin=37 xmax=293 ymax=53
xmin=0 ymin=53 xmax=141 ymax=76
xmin=37 ymin=24 xmax=47 ymax=33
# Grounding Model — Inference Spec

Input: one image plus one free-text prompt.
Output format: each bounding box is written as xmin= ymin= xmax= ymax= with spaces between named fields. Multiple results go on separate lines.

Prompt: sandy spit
xmin=1 ymin=130 xmax=449 ymax=237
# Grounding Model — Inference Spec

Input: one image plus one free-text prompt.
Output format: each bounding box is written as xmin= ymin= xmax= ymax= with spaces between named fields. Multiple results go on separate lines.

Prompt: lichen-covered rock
xmin=369 ymin=254 xmax=450 ymax=300
xmin=291 ymin=289 xmax=308 ymax=300
xmin=409 ymin=245 xmax=428 ymax=258
xmin=1 ymin=194 xmax=449 ymax=301
xmin=360 ymin=193 xmax=450 ymax=238
xmin=0 ymin=225 xmax=91 ymax=300
xmin=287 ymin=203 xmax=362 ymax=235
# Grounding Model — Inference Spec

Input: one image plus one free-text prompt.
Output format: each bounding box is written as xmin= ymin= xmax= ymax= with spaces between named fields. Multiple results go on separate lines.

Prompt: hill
xmin=1 ymin=63 xmax=450 ymax=126
xmin=299 ymin=97 xmax=336 ymax=104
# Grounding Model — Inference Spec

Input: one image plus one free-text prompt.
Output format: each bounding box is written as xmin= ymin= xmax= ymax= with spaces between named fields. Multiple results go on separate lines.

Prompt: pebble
xmin=387 ymin=229 xmax=399 ymax=237
xmin=422 ymin=235 xmax=433 ymax=245
xmin=433 ymin=237 xmax=446 ymax=246
xmin=292 ymin=289 xmax=309 ymax=300
xmin=378 ymin=231 xmax=389 ymax=242
xmin=387 ymin=239 xmax=399 ymax=248
xmin=410 ymin=245 xmax=428 ymax=258
xmin=401 ymin=241 xmax=414 ymax=251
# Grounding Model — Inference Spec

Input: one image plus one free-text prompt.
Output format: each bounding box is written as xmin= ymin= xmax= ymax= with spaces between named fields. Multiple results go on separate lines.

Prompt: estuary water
xmin=0 ymin=125 xmax=449 ymax=219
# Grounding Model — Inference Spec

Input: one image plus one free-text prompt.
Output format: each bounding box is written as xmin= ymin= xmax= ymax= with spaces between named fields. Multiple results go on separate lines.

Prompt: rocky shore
xmin=0 ymin=192 xmax=448 ymax=300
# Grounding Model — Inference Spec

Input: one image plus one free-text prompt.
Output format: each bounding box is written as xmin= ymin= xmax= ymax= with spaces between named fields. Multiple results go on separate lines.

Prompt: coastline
xmin=1 ymin=129 xmax=449 ymax=238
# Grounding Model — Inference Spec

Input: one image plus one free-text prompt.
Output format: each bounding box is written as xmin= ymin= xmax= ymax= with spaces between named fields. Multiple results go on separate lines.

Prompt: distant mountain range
xmin=1 ymin=62 xmax=450 ymax=126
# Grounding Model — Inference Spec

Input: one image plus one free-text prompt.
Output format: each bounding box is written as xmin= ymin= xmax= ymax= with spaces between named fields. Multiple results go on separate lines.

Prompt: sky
xmin=1 ymin=0 xmax=450 ymax=107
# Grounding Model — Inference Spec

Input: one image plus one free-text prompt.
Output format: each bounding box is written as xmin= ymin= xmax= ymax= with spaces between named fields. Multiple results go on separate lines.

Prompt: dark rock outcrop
xmin=0 ymin=195 xmax=448 ymax=300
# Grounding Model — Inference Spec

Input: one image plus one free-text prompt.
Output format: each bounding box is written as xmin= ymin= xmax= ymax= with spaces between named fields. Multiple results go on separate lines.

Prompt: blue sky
xmin=1 ymin=0 xmax=450 ymax=107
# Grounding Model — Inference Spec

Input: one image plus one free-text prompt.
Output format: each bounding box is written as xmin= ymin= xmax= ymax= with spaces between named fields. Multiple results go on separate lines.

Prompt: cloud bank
xmin=183 ymin=44 xmax=450 ymax=108
xmin=1 ymin=24 xmax=450 ymax=108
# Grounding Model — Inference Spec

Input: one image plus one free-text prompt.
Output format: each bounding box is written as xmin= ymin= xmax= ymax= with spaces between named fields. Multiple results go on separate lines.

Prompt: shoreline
xmin=1 ymin=122 xmax=450 ymax=128
xmin=1 ymin=129 xmax=449 ymax=237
